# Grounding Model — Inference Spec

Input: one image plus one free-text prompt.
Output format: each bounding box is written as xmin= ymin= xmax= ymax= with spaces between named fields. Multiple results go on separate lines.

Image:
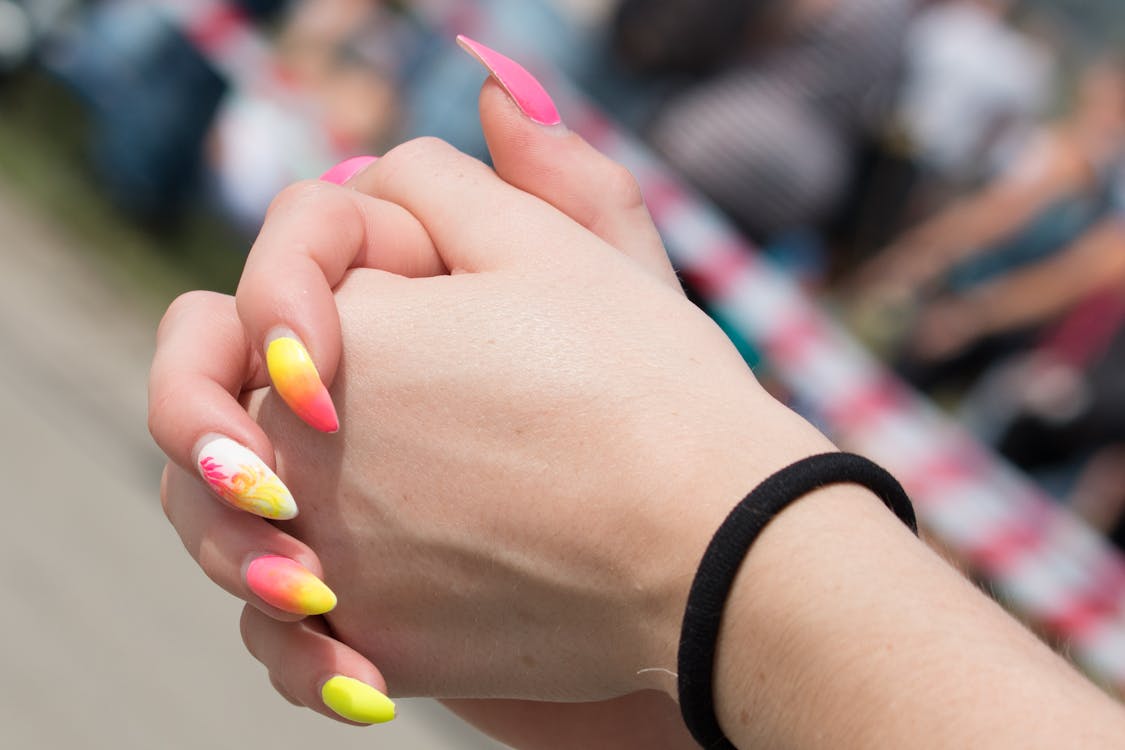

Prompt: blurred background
xmin=3 ymin=0 xmax=1125 ymax=746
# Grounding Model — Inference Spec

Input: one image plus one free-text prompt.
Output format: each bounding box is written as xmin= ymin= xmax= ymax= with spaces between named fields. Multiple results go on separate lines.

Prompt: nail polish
xmin=321 ymin=676 xmax=396 ymax=724
xmin=246 ymin=555 xmax=337 ymax=615
xmin=456 ymin=35 xmax=562 ymax=126
xmin=266 ymin=334 xmax=339 ymax=433
xmin=197 ymin=437 xmax=298 ymax=520
xmin=320 ymin=156 xmax=378 ymax=185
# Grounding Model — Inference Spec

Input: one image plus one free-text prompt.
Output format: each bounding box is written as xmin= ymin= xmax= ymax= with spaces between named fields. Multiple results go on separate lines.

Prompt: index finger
xmin=237 ymin=176 xmax=442 ymax=432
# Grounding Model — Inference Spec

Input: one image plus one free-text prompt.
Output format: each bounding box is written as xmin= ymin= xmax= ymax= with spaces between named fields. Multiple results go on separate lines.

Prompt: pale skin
xmin=150 ymin=84 xmax=1125 ymax=746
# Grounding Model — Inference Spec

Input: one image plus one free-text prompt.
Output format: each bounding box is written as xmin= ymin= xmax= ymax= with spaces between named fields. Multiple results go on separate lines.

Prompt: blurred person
xmin=0 ymin=0 xmax=37 ymax=73
xmin=209 ymin=0 xmax=603 ymax=232
xmin=143 ymin=38 xmax=1125 ymax=749
xmin=42 ymin=0 xmax=238 ymax=220
xmin=985 ymin=304 xmax=1125 ymax=546
xmin=613 ymin=0 xmax=917 ymax=240
xmin=0 ymin=0 xmax=83 ymax=73
xmin=896 ymin=0 xmax=1054 ymax=184
xmin=207 ymin=0 xmax=403 ymax=230
xmin=848 ymin=58 xmax=1125 ymax=389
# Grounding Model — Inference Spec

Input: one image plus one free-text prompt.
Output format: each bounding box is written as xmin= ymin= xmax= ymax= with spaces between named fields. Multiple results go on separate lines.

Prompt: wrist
xmin=634 ymin=403 xmax=840 ymax=697
xmin=707 ymin=483 xmax=909 ymax=745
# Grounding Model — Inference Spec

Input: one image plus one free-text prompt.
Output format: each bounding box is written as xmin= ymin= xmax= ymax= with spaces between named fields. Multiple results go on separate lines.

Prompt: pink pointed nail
xmin=456 ymin=35 xmax=562 ymax=126
xmin=320 ymin=156 xmax=378 ymax=185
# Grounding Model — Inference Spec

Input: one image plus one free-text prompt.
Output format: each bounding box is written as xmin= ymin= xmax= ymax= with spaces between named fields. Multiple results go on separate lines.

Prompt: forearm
xmin=966 ymin=219 xmax=1125 ymax=338
xmin=878 ymin=188 xmax=1049 ymax=291
xmin=694 ymin=485 xmax=1125 ymax=748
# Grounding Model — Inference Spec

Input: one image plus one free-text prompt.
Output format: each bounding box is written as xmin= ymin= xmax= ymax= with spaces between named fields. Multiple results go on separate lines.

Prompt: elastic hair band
xmin=677 ymin=452 xmax=917 ymax=749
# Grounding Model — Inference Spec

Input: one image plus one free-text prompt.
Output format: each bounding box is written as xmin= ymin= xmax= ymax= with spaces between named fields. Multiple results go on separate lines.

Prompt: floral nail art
xmin=196 ymin=437 xmax=297 ymax=520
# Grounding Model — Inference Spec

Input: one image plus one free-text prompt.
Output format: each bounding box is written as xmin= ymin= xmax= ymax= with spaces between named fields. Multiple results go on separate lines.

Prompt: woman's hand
xmin=160 ymin=129 xmax=834 ymax=701
xmin=150 ymin=37 xmax=725 ymax=743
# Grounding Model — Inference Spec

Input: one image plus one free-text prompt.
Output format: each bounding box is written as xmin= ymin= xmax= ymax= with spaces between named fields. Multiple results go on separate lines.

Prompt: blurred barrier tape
xmin=164 ymin=0 xmax=1125 ymax=694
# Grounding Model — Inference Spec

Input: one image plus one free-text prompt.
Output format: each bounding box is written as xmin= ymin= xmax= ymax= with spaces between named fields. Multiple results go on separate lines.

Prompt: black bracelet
xmin=676 ymin=452 xmax=918 ymax=749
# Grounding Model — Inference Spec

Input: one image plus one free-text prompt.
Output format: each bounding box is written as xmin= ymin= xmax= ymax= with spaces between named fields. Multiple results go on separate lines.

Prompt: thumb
xmin=459 ymin=35 xmax=680 ymax=291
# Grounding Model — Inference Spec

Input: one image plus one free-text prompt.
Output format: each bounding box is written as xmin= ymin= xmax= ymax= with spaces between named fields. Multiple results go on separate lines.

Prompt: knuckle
xmin=146 ymin=371 xmax=192 ymax=443
xmin=157 ymin=290 xmax=218 ymax=342
xmin=392 ymin=135 xmax=455 ymax=161
xmin=239 ymin=605 xmax=261 ymax=657
xmin=146 ymin=402 xmax=165 ymax=444
xmin=602 ymin=162 xmax=645 ymax=210
xmin=159 ymin=464 xmax=174 ymax=521
xmin=146 ymin=381 xmax=174 ymax=442
xmin=379 ymin=136 xmax=458 ymax=177
xmin=197 ymin=519 xmax=235 ymax=590
xmin=265 ymin=179 xmax=336 ymax=219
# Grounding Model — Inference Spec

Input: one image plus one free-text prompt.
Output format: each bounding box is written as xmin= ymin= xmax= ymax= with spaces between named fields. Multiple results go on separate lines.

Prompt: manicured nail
xmin=456 ymin=35 xmax=562 ymax=126
xmin=197 ymin=437 xmax=297 ymax=520
xmin=246 ymin=555 xmax=336 ymax=615
xmin=320 ymin=156 xmax=378 ymax=185
xmin=266 ymin=333 xmax=339 ymax=433
xmin=321 ymin=676 xmax=396 ymax=724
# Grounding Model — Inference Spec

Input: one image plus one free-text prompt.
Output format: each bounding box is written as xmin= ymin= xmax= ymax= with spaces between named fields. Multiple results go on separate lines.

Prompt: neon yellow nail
xmin=321 ymin=676 xmax=395 ymax=724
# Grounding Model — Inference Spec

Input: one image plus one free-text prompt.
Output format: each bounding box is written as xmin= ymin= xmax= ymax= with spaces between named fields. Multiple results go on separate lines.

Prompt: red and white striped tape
xmin=158 ymin=0 xmax=1125 ymax=694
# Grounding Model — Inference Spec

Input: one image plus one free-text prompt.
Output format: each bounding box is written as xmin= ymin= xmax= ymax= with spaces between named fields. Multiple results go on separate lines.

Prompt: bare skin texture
xmin=152 ymin=84 xmax=1125 ymax=747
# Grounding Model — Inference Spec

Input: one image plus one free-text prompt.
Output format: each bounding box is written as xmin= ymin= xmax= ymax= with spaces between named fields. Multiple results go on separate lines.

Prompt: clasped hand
xmin=149 ymin=56 xmax=832 ymax=745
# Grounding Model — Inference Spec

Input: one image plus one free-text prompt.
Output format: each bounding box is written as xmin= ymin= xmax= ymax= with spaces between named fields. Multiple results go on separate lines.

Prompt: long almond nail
xmin=320 ymin=156 xmax=378 ymax=185
xmin=266 ymin=333 xmax=339 ymax=433
xmin=246 ymin=555 xmax=336 ymax=615
xmin=456 ymin=35 xmax=562 ymax=126
xmin=197 ymin=437 xmax=298 ymax=520
xmin=321 ymin=676 xmax=396 ymax=724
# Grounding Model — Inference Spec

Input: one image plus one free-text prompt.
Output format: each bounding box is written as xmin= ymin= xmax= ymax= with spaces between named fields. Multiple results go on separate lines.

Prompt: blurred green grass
xmin=0 ymin=71 xmax=247 ymax=314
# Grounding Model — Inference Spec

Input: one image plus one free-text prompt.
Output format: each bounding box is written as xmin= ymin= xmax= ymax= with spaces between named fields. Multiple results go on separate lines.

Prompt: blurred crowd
xmin=4 ymin=0 xmax=1125 ymax=544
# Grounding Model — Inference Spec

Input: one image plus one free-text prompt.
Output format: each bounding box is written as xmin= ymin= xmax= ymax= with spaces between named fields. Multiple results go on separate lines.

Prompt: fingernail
xmin=246 ymin=555 xmax=337 ymax=615
xmin=456 ymin=35 xmax=562 ymax=126
xmin=320 ymin=156 xmax=378 ymax=185
xmin=266 ymin=333 xmax=339 ymax=433
xmin=321 ymin=676 xmax=396 ymax=724
xmin=197 ymin=437 xmax=298 ymax=520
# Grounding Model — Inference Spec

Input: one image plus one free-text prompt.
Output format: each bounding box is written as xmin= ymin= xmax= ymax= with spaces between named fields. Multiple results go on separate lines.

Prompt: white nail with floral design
xmin=195 ymin=436 xmax=297 ymax=520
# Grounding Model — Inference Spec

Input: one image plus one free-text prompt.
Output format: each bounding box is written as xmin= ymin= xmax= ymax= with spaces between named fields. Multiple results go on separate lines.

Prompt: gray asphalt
xmin=0 ymin=182 xmax=507 ymax=749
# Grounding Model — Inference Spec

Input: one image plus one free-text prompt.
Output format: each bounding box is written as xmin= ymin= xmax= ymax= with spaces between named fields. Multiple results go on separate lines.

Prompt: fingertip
xmin=320 ymin=675 xmax=396 ymax=725
xmin=240 ymin=609 xmax=395 ymax=726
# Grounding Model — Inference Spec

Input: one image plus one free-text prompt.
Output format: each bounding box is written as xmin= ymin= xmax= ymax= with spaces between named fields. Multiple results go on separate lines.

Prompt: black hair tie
xmin=677 ymin=452 xmax=917 ymax=749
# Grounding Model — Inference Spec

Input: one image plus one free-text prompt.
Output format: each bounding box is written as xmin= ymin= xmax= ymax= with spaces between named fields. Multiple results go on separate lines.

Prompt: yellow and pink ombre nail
xmin=197 ymin=437 xmax=297 ymax=520
xmin=266 ymin=334 xmax=339 ymax=433
xmin=246 ymin=555 xmax=337 ymax=615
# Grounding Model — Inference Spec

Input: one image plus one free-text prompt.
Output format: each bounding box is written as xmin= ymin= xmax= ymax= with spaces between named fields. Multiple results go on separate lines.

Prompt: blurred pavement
xmin=0 ymin=181 xmax=506 ymax=749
